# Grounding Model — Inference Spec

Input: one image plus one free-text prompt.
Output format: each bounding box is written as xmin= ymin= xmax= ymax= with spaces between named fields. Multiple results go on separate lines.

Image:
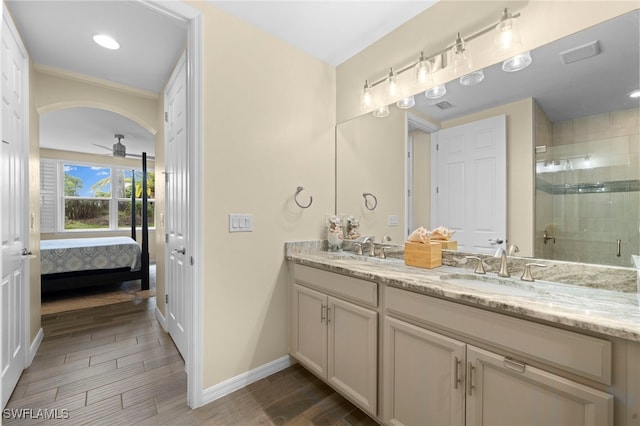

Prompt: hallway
xmin=5 ymin=298 xmax=377 ymax=425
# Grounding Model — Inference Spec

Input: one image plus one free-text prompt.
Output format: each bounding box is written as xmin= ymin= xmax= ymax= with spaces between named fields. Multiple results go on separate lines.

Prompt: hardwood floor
xmin=5 ymin=298 xmax=379 ymax=425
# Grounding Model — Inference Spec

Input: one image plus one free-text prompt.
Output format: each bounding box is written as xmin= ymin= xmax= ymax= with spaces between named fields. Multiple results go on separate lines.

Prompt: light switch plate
xmin=229 ymin=214 xmax=253 ymax=232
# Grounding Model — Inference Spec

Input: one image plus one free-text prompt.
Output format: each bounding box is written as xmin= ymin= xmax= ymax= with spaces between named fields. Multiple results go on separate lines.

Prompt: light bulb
xmin=452 ymin=32 xmax=473 ymax=75
xmin=415 ymin=52 xmax=432 ymax=85
xmin=360 ymin=80 xmax=373 ymax=111
xmin=387 ymin=68 xmax=398 ymax=98
xmin=495 ymin=8 xmax=521 ymax=51
xmin=372 ymin=105 xmax=390 ymax=118
xmin=425 ymin=84 xmax=446 ymax=99
xmin=396 ymin=96 xmax=415 ymax=109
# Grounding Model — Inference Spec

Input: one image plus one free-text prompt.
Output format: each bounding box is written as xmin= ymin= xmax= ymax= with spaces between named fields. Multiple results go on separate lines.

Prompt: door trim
xmin=145 ymin=1 xmax=204 ymax=409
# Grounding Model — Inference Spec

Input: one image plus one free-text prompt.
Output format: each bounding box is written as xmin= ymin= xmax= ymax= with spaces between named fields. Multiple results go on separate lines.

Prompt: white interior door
xmin=1 ymin=7 xmax=29 ymax=409
xmin=432 ymin=115 xmax=506 ymax=254
xmin=164 ymin=52 xmax=188 ymax=358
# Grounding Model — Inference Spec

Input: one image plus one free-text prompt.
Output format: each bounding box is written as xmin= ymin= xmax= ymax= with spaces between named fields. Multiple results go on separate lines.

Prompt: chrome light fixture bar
xmin=360 ymin=7 xmax=523 ymax=113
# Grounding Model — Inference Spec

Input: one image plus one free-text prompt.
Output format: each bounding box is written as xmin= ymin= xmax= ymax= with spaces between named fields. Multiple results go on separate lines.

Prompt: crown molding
xmin=34 ymin=63 xmax=159 ymax=100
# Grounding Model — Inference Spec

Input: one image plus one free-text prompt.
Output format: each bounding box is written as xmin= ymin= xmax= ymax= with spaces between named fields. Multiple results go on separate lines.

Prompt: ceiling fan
xmin=94 ymin=134 xmax=155 ymax=160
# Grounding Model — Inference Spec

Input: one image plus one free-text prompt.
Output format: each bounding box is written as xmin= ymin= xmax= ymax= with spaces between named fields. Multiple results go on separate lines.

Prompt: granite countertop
xmin=286 ymin=244 xmax=640 ymax=343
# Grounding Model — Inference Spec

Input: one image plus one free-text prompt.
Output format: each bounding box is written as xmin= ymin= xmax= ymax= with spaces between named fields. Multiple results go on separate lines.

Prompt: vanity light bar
xmin=364 ymin=9 xmax=521 ymax=90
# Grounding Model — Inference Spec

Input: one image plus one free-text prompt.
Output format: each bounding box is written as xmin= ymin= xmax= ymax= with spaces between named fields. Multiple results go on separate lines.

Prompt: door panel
xmin=1 ymin=9 xmax=29 ymax=409
xmin=434 ymin=115 xmax=506 ymax=254
xmin=328 ymin=296 xmax=377 ymax=415
xmin=165 ymin=52 xmax=188 ymax=358
xmin=292 ymin=284 xmax=327 ymax=377
xmin=384 ymin=317 xmax=465 ymax=426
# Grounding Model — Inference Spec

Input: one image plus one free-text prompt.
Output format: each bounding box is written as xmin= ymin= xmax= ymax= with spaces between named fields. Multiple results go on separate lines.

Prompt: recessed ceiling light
xmin=93 ymin=34 xmax=120 ymax=50
xmin=628 ymin=90 xmax=640 ymax=99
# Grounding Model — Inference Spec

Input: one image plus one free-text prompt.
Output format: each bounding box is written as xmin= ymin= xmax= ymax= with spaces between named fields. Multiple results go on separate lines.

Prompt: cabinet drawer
xmin=385 ymin=286 xmax=611 ymax=385
xmin=294 ymin=264 xmax=377 ymax=308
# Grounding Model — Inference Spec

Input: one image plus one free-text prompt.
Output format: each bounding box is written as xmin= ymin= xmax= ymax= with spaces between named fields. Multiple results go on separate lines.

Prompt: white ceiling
xmin=209 ymin=1 xmax=439 ymax=66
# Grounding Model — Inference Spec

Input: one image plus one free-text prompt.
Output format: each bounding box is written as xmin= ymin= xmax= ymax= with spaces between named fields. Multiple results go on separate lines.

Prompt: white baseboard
xmin=27 ymin=328 xmax=44 ymax=367
xmin=201 ymin=355 xmax=294 ymax=405
xmin=155 ymin=306 xmax=168 ymax=331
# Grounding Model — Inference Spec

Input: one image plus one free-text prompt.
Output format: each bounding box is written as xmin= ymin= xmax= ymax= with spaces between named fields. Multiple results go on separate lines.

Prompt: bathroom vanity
xmin=286 ymin=243 xmax=640 ymax=426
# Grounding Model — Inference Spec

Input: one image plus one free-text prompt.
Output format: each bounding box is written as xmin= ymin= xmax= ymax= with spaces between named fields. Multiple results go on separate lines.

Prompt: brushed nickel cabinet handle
xmin=467 ymin=362 xmax=474 ymax=396
xmin=453 ymin=357 xmax=461 ymax=389
xmin=320 ymin=305 xmax=325 ymax=323
xmin=326 ymin=306 xmax=331 ymax=324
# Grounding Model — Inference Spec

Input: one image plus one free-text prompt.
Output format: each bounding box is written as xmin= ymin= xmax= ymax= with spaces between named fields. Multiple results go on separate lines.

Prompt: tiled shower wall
xmin=535 ymin=105 xmax=640 ymax=267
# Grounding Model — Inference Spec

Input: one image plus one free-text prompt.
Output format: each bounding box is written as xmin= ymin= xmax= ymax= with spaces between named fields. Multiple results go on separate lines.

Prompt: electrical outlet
xmin=388 ymin=215 xmax=399 ymax=226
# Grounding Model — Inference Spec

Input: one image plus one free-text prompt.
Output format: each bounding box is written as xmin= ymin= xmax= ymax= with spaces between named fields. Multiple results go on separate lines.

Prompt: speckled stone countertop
xmin=285 ymin=241 xmax=640 ymax=343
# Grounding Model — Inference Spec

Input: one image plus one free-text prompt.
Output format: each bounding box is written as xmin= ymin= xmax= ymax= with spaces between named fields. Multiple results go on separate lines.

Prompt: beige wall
xmin=336 ymin=1 xmax=638 ymax=123
xmin=186 ymin=2 xmax=336 ymax=389
xmin=443 ymin=98 xmax=535 ymax=256
xmin=336 ymin=109 xmax=406 ymax=243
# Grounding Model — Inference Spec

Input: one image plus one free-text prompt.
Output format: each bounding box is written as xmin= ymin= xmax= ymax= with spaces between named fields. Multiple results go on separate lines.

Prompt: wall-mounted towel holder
xmin=295 ymin=186 xmax=313 ymax=209
xmin=363 ymin=192 xmax=378 ymax=211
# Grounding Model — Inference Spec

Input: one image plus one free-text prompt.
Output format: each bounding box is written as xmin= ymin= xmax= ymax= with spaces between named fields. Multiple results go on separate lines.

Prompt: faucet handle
xmin=521 ymin=263 xmax=547 ymax=282
xmin=353 ymin=243 xmax=363 ymax=256
xmin=466 ymin=256 xmax=486 ymax=275
xmin=378 ymin=246 xmax=388 ymax=259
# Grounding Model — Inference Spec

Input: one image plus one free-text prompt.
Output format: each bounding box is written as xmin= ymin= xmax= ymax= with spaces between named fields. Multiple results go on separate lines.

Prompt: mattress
xmin=41 ymin=237 xmax=141 ymax=275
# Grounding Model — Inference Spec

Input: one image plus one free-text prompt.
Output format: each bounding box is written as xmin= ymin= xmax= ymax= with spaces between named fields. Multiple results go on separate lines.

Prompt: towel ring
xmin=362 ymin=192 xmax=378 ymax=211
xmin=295 ymin=186 xmax=313 ymax=209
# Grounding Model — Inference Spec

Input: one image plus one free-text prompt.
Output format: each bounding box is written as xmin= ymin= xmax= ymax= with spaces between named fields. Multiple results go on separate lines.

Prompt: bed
xmin=40 ymin=153 xmax=151 ymax=293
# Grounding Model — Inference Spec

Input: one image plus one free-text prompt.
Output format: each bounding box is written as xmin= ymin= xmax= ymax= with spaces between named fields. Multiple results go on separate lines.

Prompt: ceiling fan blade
xmin=93 ymin=143 xmax=113 ymax=152
xmin=126 ymin=153 xmax=156 ymax=160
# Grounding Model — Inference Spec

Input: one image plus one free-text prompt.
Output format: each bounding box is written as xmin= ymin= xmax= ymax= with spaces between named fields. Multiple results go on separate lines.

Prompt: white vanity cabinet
xmin=290 ymin=264 xmax=378 ymax=416
xmin=383 ymin=286 xmax=614 ymax=426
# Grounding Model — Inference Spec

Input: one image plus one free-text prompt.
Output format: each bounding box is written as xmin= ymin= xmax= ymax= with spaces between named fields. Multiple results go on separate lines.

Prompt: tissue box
xmin=437 ymin=240 xmax=458 ymax=250
xmin=404 ymin=242 xmax=442 ymax=269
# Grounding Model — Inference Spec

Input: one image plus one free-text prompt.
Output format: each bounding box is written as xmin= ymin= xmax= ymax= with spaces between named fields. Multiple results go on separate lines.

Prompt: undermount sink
xmin=439 ymin=273 xmax=542 ymax=297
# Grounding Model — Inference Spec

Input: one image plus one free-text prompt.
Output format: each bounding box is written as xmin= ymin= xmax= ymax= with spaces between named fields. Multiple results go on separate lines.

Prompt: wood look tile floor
xmin=6 ymin=297 xmax=379 ymax=425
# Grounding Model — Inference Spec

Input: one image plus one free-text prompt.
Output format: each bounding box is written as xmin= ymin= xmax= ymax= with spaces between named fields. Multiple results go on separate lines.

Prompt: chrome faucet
xmin=362 ymin=237 xmax=375 ymax=256
xmin=493 ymin=246 xmax=510 ymax=277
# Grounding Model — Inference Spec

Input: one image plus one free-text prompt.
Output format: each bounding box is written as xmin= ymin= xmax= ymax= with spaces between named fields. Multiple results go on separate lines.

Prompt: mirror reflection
xmin=336 ymin=10 xmax=639 ymax=268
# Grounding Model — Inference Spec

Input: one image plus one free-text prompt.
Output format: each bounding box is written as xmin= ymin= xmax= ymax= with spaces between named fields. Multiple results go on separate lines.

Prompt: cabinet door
xmin=328 ymin=296 xmax=378 ymax=416
xmin=466 ymin=345 xmax=613 ymax=426
xmin=292 ymin=284 xmax=328 ymax=378
xmin=383 ymin=316 xmax=466 ymax=426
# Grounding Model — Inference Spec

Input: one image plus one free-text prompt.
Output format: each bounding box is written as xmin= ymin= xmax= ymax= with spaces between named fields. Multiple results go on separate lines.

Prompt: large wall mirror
xmin=336 ymin=9 xmax=639 ymax=268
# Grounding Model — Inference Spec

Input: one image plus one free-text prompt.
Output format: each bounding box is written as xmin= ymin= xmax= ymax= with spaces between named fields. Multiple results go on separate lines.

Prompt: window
xmin=116 ymin=169 xmax=155 ymax=229
xmin=39 ymin=160 xmax=155 ymax=233
xmin=64 ymin=164 xmax=111 ymax=229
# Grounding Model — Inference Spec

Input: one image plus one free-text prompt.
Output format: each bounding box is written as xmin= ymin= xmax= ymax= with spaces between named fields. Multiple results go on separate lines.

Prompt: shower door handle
xmin=616 ymin=239 xmax=621 ymax=257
